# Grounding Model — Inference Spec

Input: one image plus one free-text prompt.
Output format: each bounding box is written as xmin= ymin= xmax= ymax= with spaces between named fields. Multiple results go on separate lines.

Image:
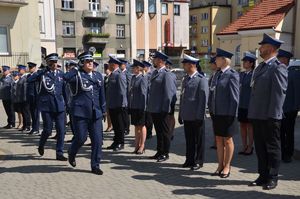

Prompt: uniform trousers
xmin=183 ymin=120 xmax=205 ymax=166
xmin=28 ymin=96 xmax=40 ymax=131
xmin=2 ymin=100 xmax=15 ymax=126
xmin=69 ymin=116 xmax=103 ymax=169
xmin=151 ymin=112 xmax=171 ymax=155
xmin=40 ymin=111 xmax=65 ymax=155
xmin=252 ymin=119 xmax=281 ymax=181
xmin=280 ymin=111 xmax=298 ymax=159
xmin=109 ymin=108 xmax=126 ymax=145
xmin=20 ymin=101 xmax=31 ymax=129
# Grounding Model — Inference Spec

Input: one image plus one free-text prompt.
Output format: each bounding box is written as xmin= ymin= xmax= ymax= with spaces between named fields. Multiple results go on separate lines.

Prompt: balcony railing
xmin=84 ymin=32 xmax=110 ymax=44
xmin=82 ymin=10 xmax=109 ymax=19
xmin=0 ymin=0 xmax=28 ymax=7
xmin=0 ymin=52 xmax=29 ymax=67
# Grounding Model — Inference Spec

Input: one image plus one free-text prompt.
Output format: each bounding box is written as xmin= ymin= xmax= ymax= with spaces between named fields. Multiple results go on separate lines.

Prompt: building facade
xmin=190 ymin=5 xmax=231 ymax=56
xmin=217 ymin=0 xmax=295 ymax=67
xmin=0 ymin=0 xmax=41 ymax=67
xmin=54 ymin=0 xmax=130 ymax=65
xmin=39 ymin=0 xmax=56 ymax=58
xmin=131 ymin=0 xmax=190 ymax=64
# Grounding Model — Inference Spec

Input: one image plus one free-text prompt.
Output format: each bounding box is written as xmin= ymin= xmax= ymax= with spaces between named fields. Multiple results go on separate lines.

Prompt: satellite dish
xmin=89 ymin=46 xmax=96 ymax=54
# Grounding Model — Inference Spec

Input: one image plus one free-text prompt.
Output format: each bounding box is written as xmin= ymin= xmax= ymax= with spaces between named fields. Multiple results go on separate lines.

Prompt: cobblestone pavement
xmin=0 ymin=104 xmax=300 ymax=199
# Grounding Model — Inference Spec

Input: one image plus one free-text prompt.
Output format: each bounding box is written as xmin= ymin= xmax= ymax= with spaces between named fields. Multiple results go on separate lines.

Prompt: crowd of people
xmin=0 ymin=33 xmax=299 ymax=190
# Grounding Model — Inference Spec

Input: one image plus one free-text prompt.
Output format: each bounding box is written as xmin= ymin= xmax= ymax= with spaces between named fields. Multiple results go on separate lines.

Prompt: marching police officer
xmin=27 ymin=62 xmax=40 ymax=135
xmin=0 ymin=66 xmax=15 ymax=129
xmin=27 ymin=53 xmax=67 ymax=161
xmin=178 ymin=54 xmax=209 ymax=170
xmin=278 ymin=49 xmax=300 ymax=163
xmin=148 ymin=51 xmax=177 ymax=162
xmin=119 ymin=58 xmax=132 ymax=136
xmin=65 ymin=52 xmax=106 ymax=175
xmin=143 ymin=60 xmax=154 ymax=139
xmin=17 ymin=65 xmax=31 ymax=132
xmin=106 ymin=56 xmax=127 ymax=151
xmin=248 ymin=34 xmax=288 ymax=190
xmin=238 ymin=52 xmax=257 ymax=155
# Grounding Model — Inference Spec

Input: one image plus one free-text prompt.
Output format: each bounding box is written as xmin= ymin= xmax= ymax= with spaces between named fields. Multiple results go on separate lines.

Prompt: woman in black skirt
xmin=238 ymin=52 xmax=256 ymax=155
xmin=211 ymin=48 xmax=239 ymax=178
xmin=129 ymin=59 xmax=148 ymax=154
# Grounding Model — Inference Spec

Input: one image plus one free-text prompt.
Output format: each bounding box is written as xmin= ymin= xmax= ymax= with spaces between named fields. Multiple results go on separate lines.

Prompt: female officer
xmin=238 ymin=52 xmax=256 ymax=156
xmin=129 ymin=59 xmax=148 ymax=154
xmin=211 ymin=48 xmax=239 ymax=178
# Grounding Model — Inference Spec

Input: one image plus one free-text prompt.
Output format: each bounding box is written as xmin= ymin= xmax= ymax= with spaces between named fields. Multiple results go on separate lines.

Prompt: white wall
xmin=173 ymin=2 xmax=189 ymax=48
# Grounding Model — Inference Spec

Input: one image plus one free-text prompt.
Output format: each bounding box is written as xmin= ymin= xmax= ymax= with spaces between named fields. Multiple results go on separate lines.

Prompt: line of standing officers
xmin=0 ymin=33 xmax=299 ymax=184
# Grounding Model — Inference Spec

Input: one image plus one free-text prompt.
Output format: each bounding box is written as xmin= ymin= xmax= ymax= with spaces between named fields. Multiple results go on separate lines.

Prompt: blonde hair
xmin=224 ymin=57 xmax=231 ymax=66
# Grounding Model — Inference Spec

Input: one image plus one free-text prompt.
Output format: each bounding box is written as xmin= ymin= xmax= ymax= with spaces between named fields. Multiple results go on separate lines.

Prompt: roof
xmin=217 ymin=0 xmax=295 ymax=35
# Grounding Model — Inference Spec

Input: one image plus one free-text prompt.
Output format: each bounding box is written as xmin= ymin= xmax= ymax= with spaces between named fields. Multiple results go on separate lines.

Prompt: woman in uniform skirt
xmin=103 ymin=63 xmax=113 ymax=132
xmin=238 ymin=52 xmax=256 ymax=155
xmin=129 ymin=59 xmax=148 ymax=154
xmin=11 ymin=71 xmax=23 ymax=129
xmin=211 ymin=48 xmax=239 ymax=178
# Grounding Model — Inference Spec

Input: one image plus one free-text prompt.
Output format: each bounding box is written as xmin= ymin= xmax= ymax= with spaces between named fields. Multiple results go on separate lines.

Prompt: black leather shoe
xmin=38 ymin=146 xmax=44 ymax=156
xmin=283 ymin=157 xmax=292 ymax=163
xmin=149 ymin=153 xmax=161 ymax=160
xmin=56 ymin=155 xmax=68 ymax=161
xmin=24 ymin=127 xmax=30 ymax=132
xmin=106 ymin=143 xmax=117 ymax=150
xmin=157 ymin=154 xmax=169 ymax=162
xmin=182 ymin=162 xmax=193 ymax=168
xmin=113 ymin=144 xmax=124 ymax=151
xmin=91 ymin=168 xmax=103 ymax=175
xmin=3 ymin=124 xmax=12 ymax=129
xmin=191 ymin=164 xmax=203 ymax=171
xmin=248 ymin=176 xmax=267 ymax=186
xmin=68 ymin=155 xmax=76 ymax=167
xmin=263 ymin=180 xmax=278 ymax=190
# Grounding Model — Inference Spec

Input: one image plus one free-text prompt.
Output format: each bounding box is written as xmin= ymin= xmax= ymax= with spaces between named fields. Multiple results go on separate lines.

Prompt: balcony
xmin=84 ymin=31 xmax=110 ymax=45
xmin=82 ymin=10 xmax=108 ymax=19
xmin=0 ymin=0 xmax=28 ymax=7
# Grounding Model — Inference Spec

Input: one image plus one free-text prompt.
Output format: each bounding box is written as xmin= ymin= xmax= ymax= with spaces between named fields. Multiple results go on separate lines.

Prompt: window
xmin=237 ymin=11 xmax=243 ymax=18
xmin=201 ymin=13 xmax=209 ymax=20
xmin=190 ymin=15 xmax=197 ymax=24
xmin=148 ymin=0 xmax=156 ymax=14
xmin=89 ymin=0 xmax=100 ymax=11
xmin=201 ymin=26 xmax=209 ymax=33
xmin=62 ymin=0 xmax=74 ymax=9
xmin=136 ymin=0 xmax=144 ymax=13
xmin=62 ymin=21 xmax=75 ymax=36
xmin=162 ymin=3 xmax=168 ymax=15
xmin=235 ymin=45 xmax=241 ymax=65
xmin=201 ymin=39 xmax=208 ymax=47
xmin=116 ymin=0 xmax=125 ymax=14
xmin=116 ymin=24 xmax=125 ymax=38
xmin=174 ymin=5 xmax=180 ymax=16
xmin=137 ymin=49 xmax=145 ymax=59
xmin=90 ymin=22 xmax=101 ymax=34
xmin=238 ymin=0 xmax=249 ymax=6
xmin=0 ymin=26 xmax=9 ymax=54
xmin=39 ymin=16 xmax=45 ymax=33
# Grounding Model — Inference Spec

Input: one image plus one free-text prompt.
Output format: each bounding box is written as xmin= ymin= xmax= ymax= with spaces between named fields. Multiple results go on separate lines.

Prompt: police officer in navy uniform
xmin=178 ymin=54 xmax=209 ymax=170
xmin=238 ymin=52 xmax=257 ymax=155
xmin=207 ymin=57 xmax=218 ymax=149
xmin=17 ymin=65 xmax=31 ymax=132
xmin=248 ymin=34 xmax=288 ymax=190
xmin=119 ymin=58 xmax=132 ymax=136
xmin=148 ymin=51 xmax=177 ymax=162
xmin=143 ymin=60 xmax=154 ymax=139
xmin=106 ymin=56 xmax=127 ymax=151
xmin=27 ymin=53 xmax=67 ymax=161
xmin=65 ymin=52 xmax=106 ymax=175
xmin=278 ymin=49 xmax=300 ymax=163
xmin=27 ymin=62 xmax=40 ymax=135
xmin=129 ymin=59 xmax=148 ymax=154
xmin=0 ymin=65 xmax=15 ymax=129
xmin=211 ymin=48 xmax=239 ymax=178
